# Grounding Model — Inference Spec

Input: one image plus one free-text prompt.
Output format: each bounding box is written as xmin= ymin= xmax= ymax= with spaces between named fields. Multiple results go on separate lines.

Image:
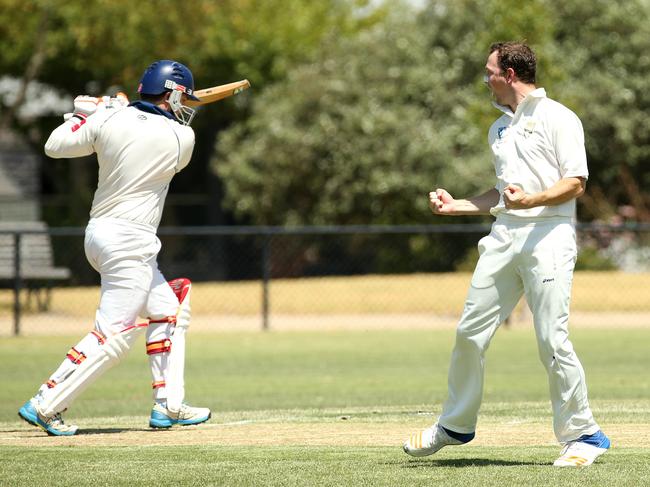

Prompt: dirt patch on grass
xmin=2 ymin=420 xmax=648 ymax=449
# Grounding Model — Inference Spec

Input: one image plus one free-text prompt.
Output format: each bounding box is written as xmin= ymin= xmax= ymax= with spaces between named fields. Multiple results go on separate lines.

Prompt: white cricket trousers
xmin=84 ymin=218 xmax=178 ymax=336
xmin=438 ymin=215 xmax=600 ymax=443
xmin=34 ymin=218 xmax=180 ymax=411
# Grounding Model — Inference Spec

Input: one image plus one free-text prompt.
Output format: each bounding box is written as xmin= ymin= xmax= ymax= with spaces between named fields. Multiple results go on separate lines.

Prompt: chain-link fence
xmin=1 ymin=223 xmax=649 ymax=336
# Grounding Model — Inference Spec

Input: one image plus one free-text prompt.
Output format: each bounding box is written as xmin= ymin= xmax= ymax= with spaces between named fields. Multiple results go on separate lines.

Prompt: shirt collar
xmin=129 ymin=100 xmax=177 ymax=121
xmin=492 ymin=87 xmax=546 ymax=117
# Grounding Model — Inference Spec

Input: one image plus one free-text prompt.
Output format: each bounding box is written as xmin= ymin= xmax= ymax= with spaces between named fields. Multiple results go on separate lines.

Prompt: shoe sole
xmin=554 ymin=447 xmax=608 ymax=467
xmin=19 ymin=403 xmax=77 ymax=436
xmin=150 ymin=412 xmax=211 ymax=429
xmin=19 ymin=411 xmax=77 ymax=436
xmin=39 ymin=422 xmax=78 ymax=436
xmin=403 ymin=444 xmax=439 ymax=457
xmin=403 ymin=425 xmax=470 ymax=457
xmin=178 ymin=412 xmax=211 ymax=426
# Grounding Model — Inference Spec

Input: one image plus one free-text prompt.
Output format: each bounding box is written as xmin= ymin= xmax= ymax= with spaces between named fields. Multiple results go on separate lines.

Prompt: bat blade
xmin=185 ymin=79 xmax=251 ymax=107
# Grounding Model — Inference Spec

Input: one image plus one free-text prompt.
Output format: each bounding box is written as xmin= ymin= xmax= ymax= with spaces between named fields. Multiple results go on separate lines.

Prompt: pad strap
xmin=91 ymin=330 xmax=106 ymax=344
xmin=146 ymin=339 xmax=172 ymax=355
xmin=66 ymin=347 xmax=86 ymax=365
xmin=149 ymin=316 xmax=177 ymax=325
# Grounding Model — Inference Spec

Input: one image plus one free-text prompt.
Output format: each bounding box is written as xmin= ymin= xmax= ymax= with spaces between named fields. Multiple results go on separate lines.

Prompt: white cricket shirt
xmin=45 ymin=105 xmax=194 ymax=229
xmin=488 ymin=88 xmax=588 ymax=218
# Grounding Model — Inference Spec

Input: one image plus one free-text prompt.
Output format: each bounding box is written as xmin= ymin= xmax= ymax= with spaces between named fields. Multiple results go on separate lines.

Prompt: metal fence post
xmin=13 ymin=232 xmax=22 ymax=336
xmin=261 ymin=234 xmax=271 ymax=331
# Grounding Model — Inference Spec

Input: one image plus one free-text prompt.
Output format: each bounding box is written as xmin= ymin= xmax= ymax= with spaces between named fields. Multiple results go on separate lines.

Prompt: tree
xmin=551 ymin=0 xmax=650 ymax=221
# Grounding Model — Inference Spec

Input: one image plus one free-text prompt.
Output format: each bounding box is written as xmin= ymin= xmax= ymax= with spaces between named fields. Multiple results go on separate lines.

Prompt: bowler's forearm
xmin=451 ymin=189 xmax=500 ymax=215
xmin=526 ymin=177 xmax=586 ymax=207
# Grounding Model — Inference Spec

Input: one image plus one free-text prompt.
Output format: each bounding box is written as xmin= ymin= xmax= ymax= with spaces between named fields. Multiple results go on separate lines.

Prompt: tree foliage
xmin=218 ymin=16 xmax=459 ymax=224
xmin=0 ymin=0 xmax=383 ymax=224
xmin=0 ymin=0 xmax=381 ymax=99
xmin=551 ymin=0 xmax=650 ymax=220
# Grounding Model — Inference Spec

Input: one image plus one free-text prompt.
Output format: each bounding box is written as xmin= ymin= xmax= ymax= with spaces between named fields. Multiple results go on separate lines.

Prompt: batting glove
xmin=112 ymin=92 xmax=130 ymax=107
xmin=63 ymin=95 xmax=98 ymax=122
xmin=97 ymin=92 xmax=130 ymax=110
xmin=73 ymin=95 xmax=100 ymax=116
xmin=65 ymin=93 xmax=130 ymax=121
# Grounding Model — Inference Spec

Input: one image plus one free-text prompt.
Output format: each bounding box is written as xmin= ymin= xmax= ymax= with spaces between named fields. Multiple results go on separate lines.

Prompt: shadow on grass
xmin=2 ymin=426 xmax=158 ymax=437
xmin=78 ymin=427 xmax=153 ymax=435
xmin=400 ymin=458 xmax=545 ymax=467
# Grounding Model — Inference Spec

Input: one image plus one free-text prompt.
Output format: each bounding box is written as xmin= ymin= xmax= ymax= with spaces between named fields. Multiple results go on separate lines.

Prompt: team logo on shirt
xmin=523 ymin=119 xmax=537 ymax=137
xmin=497 ymin=127 xmax=507 ymax=139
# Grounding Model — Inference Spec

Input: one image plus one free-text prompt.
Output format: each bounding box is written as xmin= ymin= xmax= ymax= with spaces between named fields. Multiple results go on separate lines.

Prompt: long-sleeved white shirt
xmin=488 ymin=88 xmax=589 ymax=218
xmin=45 ymin=104 xmax=195 ymax=229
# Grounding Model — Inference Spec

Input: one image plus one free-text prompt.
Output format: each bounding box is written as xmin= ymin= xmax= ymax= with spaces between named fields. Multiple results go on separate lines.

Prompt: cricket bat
xmin=184 ymin=79 xmax=251 ymax=107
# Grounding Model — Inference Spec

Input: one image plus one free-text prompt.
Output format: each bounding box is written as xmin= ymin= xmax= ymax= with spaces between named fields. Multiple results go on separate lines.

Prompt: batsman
xmin=19 ymin=60 xmax=211 ymax=435
xmin=403 ymin=42 xmax=610 ymax=466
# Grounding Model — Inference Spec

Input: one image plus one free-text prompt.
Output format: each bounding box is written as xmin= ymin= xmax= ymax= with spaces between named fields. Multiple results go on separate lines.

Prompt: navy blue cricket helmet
xmin=137 ymin=60 xmax=200 ymax=101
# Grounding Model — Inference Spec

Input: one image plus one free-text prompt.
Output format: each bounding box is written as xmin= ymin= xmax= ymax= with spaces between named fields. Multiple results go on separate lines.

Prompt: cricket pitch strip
xmin=2 ymin=419 xmax=649 ymax=449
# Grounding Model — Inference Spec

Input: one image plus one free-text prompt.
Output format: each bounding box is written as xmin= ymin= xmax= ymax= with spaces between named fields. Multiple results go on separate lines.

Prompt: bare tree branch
xmin=618 ymin=164 xmax=650 ymax=222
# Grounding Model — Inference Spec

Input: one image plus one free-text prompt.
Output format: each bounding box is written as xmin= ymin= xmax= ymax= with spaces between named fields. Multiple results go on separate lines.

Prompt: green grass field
xmin=1 ymin=327 xmax=650 ymax=486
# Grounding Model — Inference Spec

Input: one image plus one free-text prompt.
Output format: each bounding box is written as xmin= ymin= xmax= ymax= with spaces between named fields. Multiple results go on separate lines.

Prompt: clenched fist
xmin=503 ymin=184 xmax=532 ymax=209
xmin=429 ymin=188 xmax=456 ymax=214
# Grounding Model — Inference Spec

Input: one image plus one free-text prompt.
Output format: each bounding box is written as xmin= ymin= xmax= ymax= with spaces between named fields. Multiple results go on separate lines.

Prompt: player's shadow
xmin=78 ymin=427 xmax=153 ymax=435
xmin=401 ymin=458 xmax=544 ymax=468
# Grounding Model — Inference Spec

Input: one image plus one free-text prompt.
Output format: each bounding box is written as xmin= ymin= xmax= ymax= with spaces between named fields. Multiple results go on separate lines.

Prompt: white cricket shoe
xmin=149 ymin=403 xmax=211 ymax=428
xmin=403 ymin=423 xmax=472 ymax=457
xmin=553 ymin=430 xmax=610 ymax=467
